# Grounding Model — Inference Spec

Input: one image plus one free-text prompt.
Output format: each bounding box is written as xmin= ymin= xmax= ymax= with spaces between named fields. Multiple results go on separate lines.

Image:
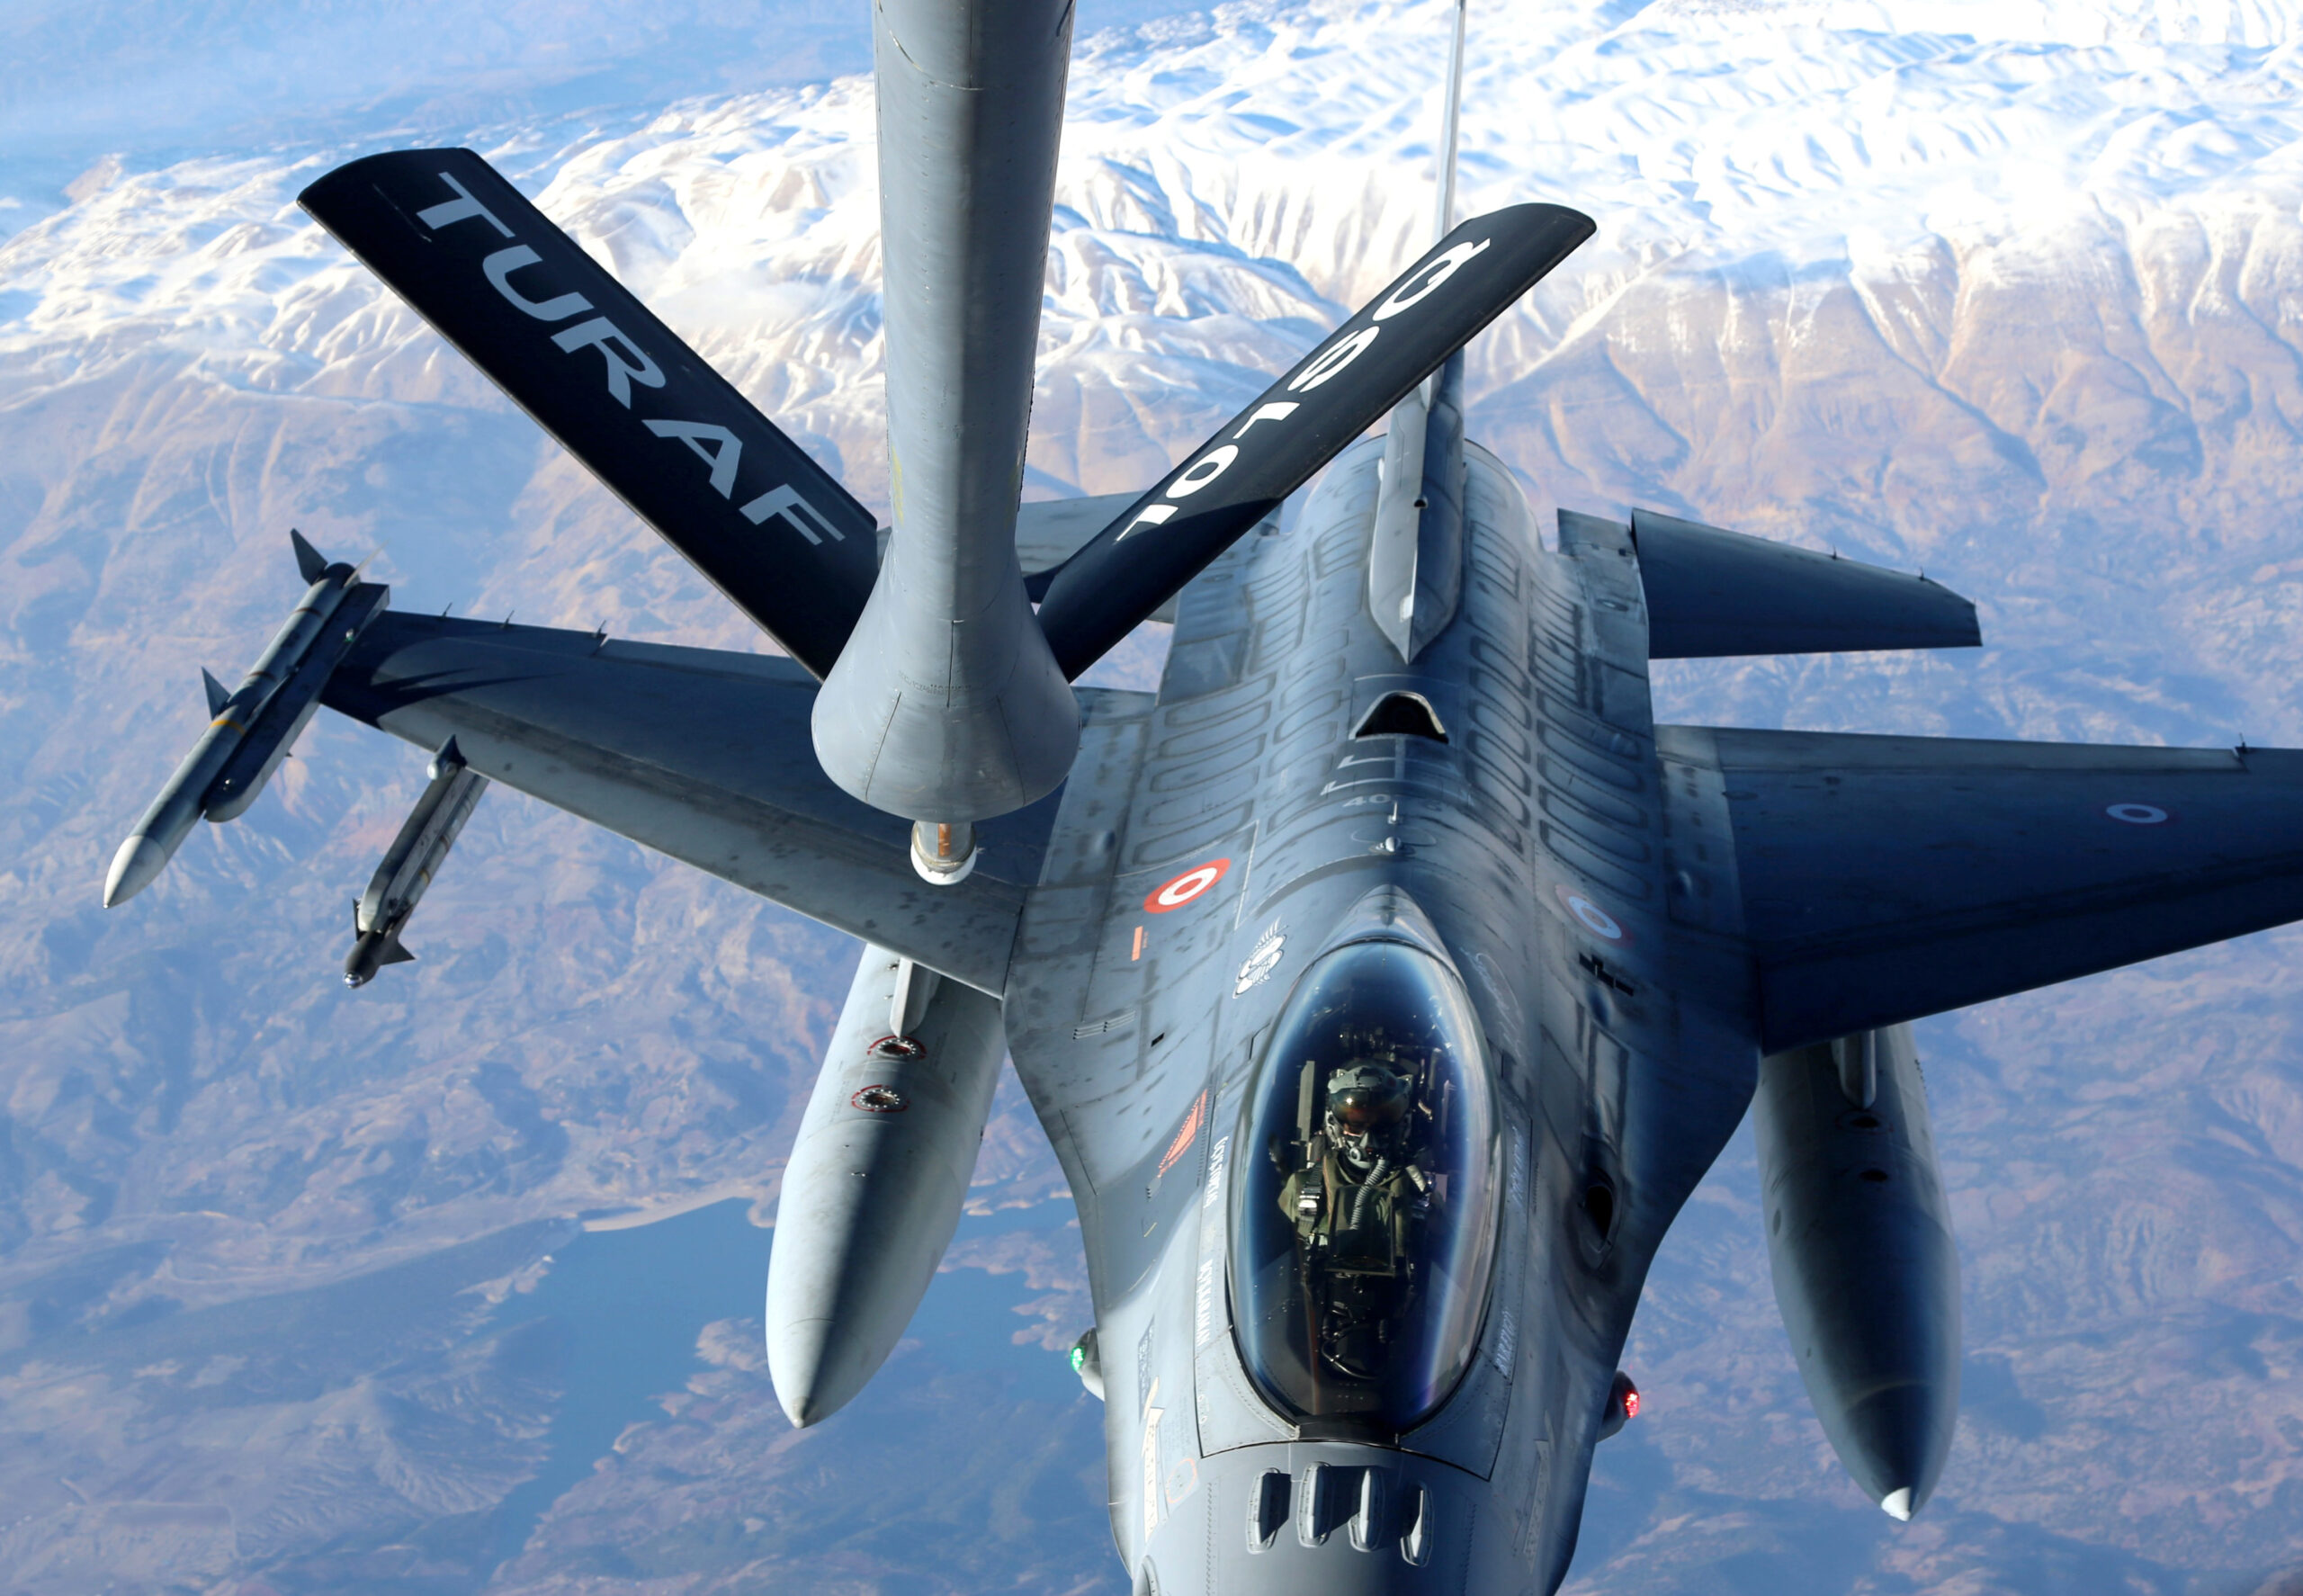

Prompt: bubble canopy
xmin=1229 ymin=937 xmax=1501 ymax=1430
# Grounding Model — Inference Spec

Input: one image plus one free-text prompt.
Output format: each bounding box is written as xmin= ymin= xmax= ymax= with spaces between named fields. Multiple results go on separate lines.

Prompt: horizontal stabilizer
xmin=1017 ymin=494 xmax=1176 ymax=624
xmin=1035 ymin=203 xmax=1594 ymax=677
xmin=1017 ymin=494 xmax=1137 ymax=583
xmin=1614 ymin=509 xmax=1980 ymax=658
xmin=299 ymin=149 xmax=878 ymax=677
xmin=319 ymin=614 xmax=1129 ymax=993
xmin=1662 ymin=725 xmax=2303 ymax=1051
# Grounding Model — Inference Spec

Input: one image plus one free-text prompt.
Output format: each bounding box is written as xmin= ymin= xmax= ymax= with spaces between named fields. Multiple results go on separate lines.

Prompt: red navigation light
xmin=1600 ymin=1369 xmax=1640 ymax=1439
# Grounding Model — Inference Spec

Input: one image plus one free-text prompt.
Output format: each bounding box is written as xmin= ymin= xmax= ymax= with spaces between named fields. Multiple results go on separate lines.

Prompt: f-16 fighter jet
xmin=103 ymin=0 xmax=2303 ymax=1589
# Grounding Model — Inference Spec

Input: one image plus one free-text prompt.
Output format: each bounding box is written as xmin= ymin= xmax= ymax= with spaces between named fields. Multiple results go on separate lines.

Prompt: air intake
xmin=1352 ymin=691 xmax=1448 ymax=741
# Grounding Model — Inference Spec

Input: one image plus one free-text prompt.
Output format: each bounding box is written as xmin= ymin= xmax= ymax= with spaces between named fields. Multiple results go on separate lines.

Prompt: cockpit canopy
xmin=1229 ymin=937 xmax=1501 ymax=1431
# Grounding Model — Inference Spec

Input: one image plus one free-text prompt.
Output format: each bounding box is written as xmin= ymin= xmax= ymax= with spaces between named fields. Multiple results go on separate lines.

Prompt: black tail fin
xmin=1033 ymin=204 xmax=1593 ymax=677
xmin=299 ymin=149 xmax=878 ymax=678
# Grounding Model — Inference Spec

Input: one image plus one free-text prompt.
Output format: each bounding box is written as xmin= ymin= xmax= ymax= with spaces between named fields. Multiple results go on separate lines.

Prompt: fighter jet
xmin=102 ymin=0 xmax=2303 ymax=1589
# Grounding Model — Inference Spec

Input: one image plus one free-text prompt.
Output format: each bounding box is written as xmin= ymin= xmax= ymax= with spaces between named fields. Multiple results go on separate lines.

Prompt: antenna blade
xmin=1034 ymin=202 xmax=1594 ymax=677
xmin=298 ymin=148 xmax=879 ymax=678
xmin=1435 ymin=0 xmax=1469 ymax=243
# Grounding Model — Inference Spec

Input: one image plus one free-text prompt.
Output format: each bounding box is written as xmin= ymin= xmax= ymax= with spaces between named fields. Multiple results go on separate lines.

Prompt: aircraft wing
xmin=319 ymin=613 xmax=1132 ymax=993
xmin=1659 ymin=726 xmax=2303 ymax=1052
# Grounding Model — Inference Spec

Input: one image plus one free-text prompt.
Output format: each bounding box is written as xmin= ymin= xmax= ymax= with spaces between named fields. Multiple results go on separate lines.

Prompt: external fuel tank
xmin=1754 ymin=1023 xmax=1960 ymax=1520
xmin=765 ymin=946 xmax=1008 ymax=1426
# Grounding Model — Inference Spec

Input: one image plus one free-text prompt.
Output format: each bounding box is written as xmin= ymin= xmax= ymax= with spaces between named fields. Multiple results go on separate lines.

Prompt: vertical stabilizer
xmin=1369 ymin=0 xmax=1473 ymax=663
xmin=811 ymin=0 xmax=1081 ymax=823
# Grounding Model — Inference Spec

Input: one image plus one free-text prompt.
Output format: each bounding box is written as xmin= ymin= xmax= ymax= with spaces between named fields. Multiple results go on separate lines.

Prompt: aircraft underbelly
xmin=1004 ymin=437 xmax=1763 ymax=1589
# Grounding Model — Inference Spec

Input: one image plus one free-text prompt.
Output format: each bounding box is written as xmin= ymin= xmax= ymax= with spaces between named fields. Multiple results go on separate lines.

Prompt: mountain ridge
xmin=3 ymin=0 xmax=2301 ymax=1590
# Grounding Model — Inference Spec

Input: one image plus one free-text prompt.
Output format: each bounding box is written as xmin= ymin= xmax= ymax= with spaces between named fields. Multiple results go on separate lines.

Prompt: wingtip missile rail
xmin=344 ymin=738 xmax=488 ymax=987
xmin=102 ymin=533 xmax=389 ymax=908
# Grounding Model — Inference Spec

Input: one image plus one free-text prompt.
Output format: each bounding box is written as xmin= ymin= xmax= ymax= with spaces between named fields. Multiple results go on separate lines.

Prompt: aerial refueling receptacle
xmin=103 ymin=532 xmax=390 ymax=908
xmin=345 ymin=738 xmax=489 ymax=988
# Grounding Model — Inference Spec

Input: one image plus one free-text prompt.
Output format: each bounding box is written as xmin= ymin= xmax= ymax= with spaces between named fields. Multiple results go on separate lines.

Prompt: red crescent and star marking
xmin=1144 ymin=858 xmax=1231 ymax=914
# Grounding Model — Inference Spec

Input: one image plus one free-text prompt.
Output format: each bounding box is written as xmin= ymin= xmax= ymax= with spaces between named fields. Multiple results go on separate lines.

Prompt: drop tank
xmin=1755 ymin=1023 xmax=1959 ymax=1520
xmin=765 ymin=946 xmax=1007 ymax=1426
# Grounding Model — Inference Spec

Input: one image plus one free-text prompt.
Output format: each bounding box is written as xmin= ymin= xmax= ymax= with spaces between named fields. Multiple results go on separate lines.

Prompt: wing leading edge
xmin=320 ymin=613 xmax=1135 ymax=993
xmin=1660 ymin=725 xmax=2303 ymax=1052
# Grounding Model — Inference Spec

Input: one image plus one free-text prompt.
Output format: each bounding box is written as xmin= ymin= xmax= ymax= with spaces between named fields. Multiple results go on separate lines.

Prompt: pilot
xmin=1280 ymin=1060 xmax=1435 ymax=1375
xmin=1289 ymin=1063 xmax=1428 ymax=1280
xmin=1326 ymin=1062 xmax=1415 ymax=1178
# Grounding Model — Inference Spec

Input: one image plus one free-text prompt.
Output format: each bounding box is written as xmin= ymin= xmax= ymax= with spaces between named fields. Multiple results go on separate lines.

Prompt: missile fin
xmin=379 ymin=935 xmax=417 ymax=966
xmin=291 ymin=528 xmax=329 ymax=585
xmin=202 ymin=669 xmax=229 ymax=718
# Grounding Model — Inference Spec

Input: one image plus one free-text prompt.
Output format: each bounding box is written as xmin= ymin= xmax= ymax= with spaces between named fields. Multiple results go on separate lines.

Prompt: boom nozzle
xmin=909 ymin=820 xmax=980 ymax=885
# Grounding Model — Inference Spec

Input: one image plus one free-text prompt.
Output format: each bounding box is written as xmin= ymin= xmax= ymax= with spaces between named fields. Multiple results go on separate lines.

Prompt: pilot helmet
xmin=1326 ymin=1062 xmax=1409 ymax=1143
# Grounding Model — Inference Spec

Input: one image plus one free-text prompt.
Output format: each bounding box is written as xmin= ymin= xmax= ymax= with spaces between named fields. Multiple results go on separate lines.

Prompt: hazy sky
xmin=0 ymin=0 xmax=1219 ymax=221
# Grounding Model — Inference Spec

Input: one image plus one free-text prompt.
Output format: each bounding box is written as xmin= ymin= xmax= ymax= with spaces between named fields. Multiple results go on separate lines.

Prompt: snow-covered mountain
xmin=4 ymin=0 xmax=2302 ymax=1590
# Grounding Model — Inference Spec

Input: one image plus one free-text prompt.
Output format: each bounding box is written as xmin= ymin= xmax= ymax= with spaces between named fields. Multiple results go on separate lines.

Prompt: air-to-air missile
xmin=1755 ymin=1023 xmax=1961 ymax=1521
xmin=344 ymin=738 xmax=488 ymax=987
xmin=102 ymin=532 xmax=390 ymax=906
xmin=765 ymin=945 xmax=1008 ymax=1426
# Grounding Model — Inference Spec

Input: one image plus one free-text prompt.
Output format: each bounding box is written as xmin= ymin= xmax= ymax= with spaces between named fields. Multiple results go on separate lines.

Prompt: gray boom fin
xmin=298 ymin=149 xmax=879 ymax=678
xmin=1016 ymin=494 xmax=1177 ymax=623
xmin=1034 ymin=202 xmax=1595 ymax=677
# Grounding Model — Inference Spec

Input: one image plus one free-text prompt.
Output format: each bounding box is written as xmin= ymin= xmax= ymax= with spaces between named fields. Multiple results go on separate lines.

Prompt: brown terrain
xmin=2 ymin=1 xmax=2301 ymax=1591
